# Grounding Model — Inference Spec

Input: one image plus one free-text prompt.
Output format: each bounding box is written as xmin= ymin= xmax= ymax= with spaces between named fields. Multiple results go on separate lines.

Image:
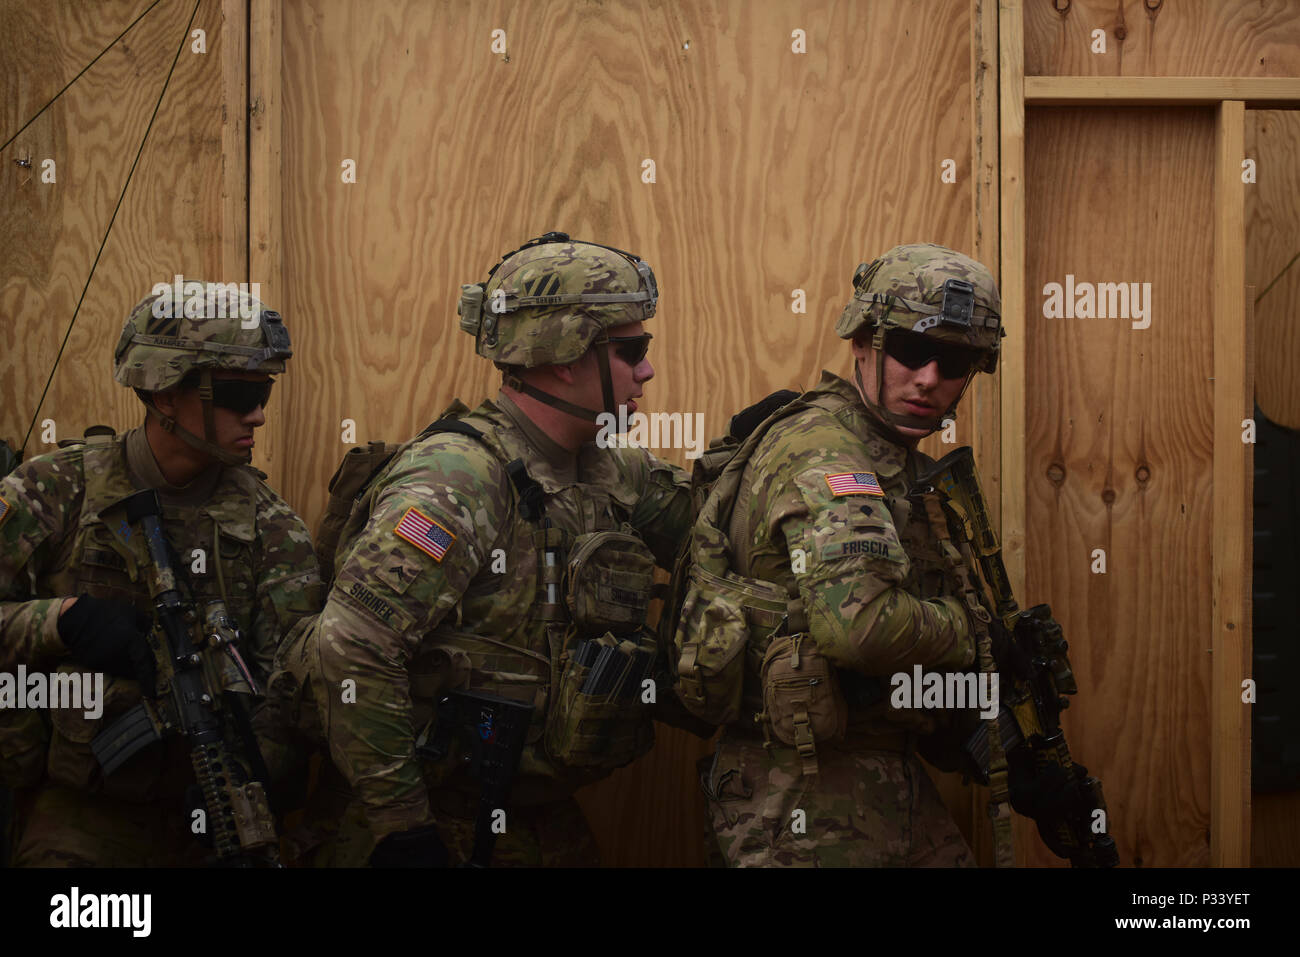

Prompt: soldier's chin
xmin=894 ymin=416 xmax=943 ymax=439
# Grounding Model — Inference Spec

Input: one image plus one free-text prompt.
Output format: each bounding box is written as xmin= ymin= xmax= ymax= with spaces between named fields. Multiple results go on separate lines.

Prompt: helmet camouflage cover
xmin=458 ymin=232 xmax=657 ymax=368
xmin=114 ymin=282 xmax=292 ymax=392
xmin=835 ymin=243 xmax=1003 ymax=372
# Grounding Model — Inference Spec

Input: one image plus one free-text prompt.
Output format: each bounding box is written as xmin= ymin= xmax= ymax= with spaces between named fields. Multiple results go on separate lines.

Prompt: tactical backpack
xmin=660 ymin=389 xmax=860 ymax=773
xmin=313 ymin=401 xmax=493 ymax=586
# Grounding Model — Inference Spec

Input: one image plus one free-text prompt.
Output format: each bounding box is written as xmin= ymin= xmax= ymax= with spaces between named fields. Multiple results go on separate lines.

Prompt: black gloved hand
xmin=57 ymin=594 xmax=156 ymax=695
xmin=1008 ymin=748 xmax=1097 ymax=860
xmin=1006 ymin=747 xmax=1083 ymax=819
xmin=368 ymin=824 xmax=450 ymax=868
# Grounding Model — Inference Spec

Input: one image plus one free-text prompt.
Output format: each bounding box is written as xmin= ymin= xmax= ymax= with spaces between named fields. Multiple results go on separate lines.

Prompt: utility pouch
xmin=673 ymin=564 xmax=788 ymax=726
xmin=0 ymin=709 xmax=50 ymax=788
xmin=564 ymin=529 xmax=655 ymax=636
xmin=545 ymin=629 xmax=655 ymax=769
xmin=757 ymin=633 xmax=846 ymax=776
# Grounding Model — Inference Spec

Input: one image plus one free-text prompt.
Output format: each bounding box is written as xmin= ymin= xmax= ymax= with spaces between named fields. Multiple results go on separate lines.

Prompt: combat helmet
xmin=458 ymin=231 xmax=657 ymax=421
xmin=836 ymin=243 xmax=1002 ymax=433
xmin=114 ymin=281 xmax=292 ymax=465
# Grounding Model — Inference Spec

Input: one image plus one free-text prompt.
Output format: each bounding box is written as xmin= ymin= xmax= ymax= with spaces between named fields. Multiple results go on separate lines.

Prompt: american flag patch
xmin=825 ymin=472 xmax=884 ymax=497
xmin=0 ymin=495 xmax=10 ymax=528
xmin=394 ymin=507 xmax=456 ymax=562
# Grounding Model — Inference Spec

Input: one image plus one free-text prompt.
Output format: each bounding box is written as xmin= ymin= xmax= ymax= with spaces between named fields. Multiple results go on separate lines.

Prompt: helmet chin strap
xmin=144 ymin=370 xmax=250 ymax=468
xmin=502 ymin=336 xmax=619 ymax=424
xmin=853 ymin=344 xmax=961 ymax=440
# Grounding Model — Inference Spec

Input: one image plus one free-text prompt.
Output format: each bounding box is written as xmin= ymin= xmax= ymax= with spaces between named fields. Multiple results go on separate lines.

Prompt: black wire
xmin=0 ymin=0 xmax=165 ymax=154
xmin=20 ymin=0 xmax=203 ymax=458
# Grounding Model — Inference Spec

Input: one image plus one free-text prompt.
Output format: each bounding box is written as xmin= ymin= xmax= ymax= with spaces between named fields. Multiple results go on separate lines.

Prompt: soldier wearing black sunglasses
xmin=700 ymin=243 xmax=1007 ymax=868
xmin=279 ymin=233 xmax=696 ymax=868
xmin=1 ymin=285 xmax=321 ymax=867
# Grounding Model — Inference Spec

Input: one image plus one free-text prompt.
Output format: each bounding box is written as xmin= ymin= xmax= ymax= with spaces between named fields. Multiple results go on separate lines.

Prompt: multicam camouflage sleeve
xmin=611 ymin=446 xmax=692 ymax=566
xmin=744 ymin=404 xmax=975 ymax=674
xmin=0 ymin=453 xmax=82 ymax=671
xmin=245 ymin=485 xmax=325 ymax=791
xmin=314 ymin=434 xmax=512 ymax=840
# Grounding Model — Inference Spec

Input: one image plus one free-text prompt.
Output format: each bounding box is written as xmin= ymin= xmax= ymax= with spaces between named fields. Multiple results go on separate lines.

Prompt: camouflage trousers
xmin=289 ymin=761 xmax=601 ymax=868
xmin=701 ymin=732 xmax=974 ymax=867
xmin=11 ymin=782 xmax=211 ymax=867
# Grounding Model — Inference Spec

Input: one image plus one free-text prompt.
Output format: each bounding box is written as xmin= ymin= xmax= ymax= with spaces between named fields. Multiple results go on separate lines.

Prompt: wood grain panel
xmin=1025 ymin=107 xmax=1216 ymax=867
xmin=1212 ymin=99 xmax=1249 ymax=867
xmin=280 ymin=0 xmax=979 ymax=866
xmin=1248 ymin=111 xmax=1300 ymax=429
xmin=1 ymin=0 xmax=245 ymax=468
xmin=1025 ymin=0 xmax=1300 ymax=78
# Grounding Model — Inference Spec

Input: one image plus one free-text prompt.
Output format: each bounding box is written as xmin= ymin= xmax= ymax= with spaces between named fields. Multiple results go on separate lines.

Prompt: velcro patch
xmin=824 ymin=472 xmax=885 ymax=497
xmin=346 ymin=581 xmax=415 ymax=633
xmin=0 ymin=495 xmax=11 ymax=529
xmin=394 ymin=507 xmax=456 ymax=562
xmin=820 ymin=535 xmax=905 ymax=563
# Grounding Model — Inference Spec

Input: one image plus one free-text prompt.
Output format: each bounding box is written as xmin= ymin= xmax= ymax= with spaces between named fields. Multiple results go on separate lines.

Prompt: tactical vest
xmin=323 ymin=401 xmax=660 ymax=788
xmin=666 ymin=384 xmax=979 ymax=772
xmin=0 ymin=429 xmax=266 ymax=801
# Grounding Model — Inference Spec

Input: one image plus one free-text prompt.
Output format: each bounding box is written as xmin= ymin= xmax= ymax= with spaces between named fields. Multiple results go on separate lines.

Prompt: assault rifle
xmin=91 ymin=490 xmax=280 ymax=866
xmin=417 ymin=689 xmax=534 ymax=867
xmin=917 ymin=447 xmax=1119 ymax=868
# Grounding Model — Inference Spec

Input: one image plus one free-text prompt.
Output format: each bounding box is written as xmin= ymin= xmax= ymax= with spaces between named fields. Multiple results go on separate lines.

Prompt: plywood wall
xmin=1248 ymin=111 xmax=1300 ymax=429
xmin=275 ymin=0 xmax=985 ymax=865
xmin=1025 ymin=0 xmax=1300 ymax=77
xmin=1024 ymin=106 xmax=1217 ymax=867
xmin=1 ymin=0 xmax=245 ymax=458
xmin=6 ymin=0 xmax=1296 ymax=869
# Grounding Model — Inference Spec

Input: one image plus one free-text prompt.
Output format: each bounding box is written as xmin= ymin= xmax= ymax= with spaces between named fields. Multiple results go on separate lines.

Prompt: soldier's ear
xmin=545 ymin=358 xmax=582 ymax=386
xmin=151 ymin=387 xmax=181 ymax=417
xmin=850 ymin=329 xmax=874 ymax=362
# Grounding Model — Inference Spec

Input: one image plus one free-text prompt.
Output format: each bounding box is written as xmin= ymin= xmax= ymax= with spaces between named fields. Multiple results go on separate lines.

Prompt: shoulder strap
xmin=316 ymin=412 xmax=546 ymax=585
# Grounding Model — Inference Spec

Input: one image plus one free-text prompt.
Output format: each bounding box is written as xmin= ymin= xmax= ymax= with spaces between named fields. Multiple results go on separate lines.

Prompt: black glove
xmin=57 ymin=594 xmax=157 ymax=695
xmin=1007 ymin=747 xmax=1080 ymax=819
xmin=368 ymin=824 xmax=450 ymax=868
xmin=1008 ymin=749 xmax=1096 ymax=860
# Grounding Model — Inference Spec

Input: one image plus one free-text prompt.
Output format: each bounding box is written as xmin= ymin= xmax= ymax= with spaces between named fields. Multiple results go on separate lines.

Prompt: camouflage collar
xmin=81 ymin=428 xmax=256 ymax=543
xmin=810 ymin=371 xmax=908 ymax=479
xmin=489 ymin=393 xmax=581 ymax=489
xmin=124 ymin=426 xmax=221 ymax=508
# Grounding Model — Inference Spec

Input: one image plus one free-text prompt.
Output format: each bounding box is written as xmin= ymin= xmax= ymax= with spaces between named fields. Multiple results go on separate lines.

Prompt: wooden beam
xmin=972 ymin=0 xmax=1001 ymax=522
xmin=1026 ymin=76 xmax=1300 ymax=108
xmin=998 ymin=1 xmax=1025 ymax=611
xmin=248 ymin=0 xmax=286 ymax=491
xmin=999 ymin=0 xmax=1033 ymax=868
xmin=1211 ymin=99 xmax=1250 ymax=868
xmin=967 ymin=0 xmax=1001 ymax=869
xmin=220 ymin=0 xmax=248 ymax=280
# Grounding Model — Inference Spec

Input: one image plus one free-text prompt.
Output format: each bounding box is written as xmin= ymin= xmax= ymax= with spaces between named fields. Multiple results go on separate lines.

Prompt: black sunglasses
xmin=882 ymin=329 xmax=979 ymax=380
xmin=210 ymin=378 xmax=275 ymax=414
xmin=607 ymin=333 xmax=653 ymax=366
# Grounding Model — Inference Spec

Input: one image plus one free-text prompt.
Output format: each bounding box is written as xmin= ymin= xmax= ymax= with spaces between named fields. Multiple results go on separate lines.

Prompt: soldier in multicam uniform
xmin=700 ymin=243 xmax=1003 ymax=866
xmin=0 ymin=285 xmax=322 ymax=866
xmin=280 ymin=232 xmax=690 ymax=866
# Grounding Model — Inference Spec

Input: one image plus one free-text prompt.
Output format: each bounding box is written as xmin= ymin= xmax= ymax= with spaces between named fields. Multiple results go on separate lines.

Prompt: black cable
xmin=0 ymin=0 xmax=165 ymax=153
xmin=20 ymin=0 xmax=203 ymax=458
